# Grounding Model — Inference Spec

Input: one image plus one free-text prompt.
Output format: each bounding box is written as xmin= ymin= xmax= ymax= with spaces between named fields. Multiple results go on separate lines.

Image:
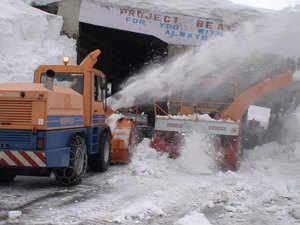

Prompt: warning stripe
xmin=35 ymin=152 xmax=47 ymax=164
xmin=19 ymin=151 xmax=39 ymax=167
xmin=0 ymin=151 xmax=16 ymax=166
xmin=27 ymin=152 xmax=46 ymax=167
xmin=0 ymin=151 xmax=46 ymax=167
xmin=0 ymin=158 xmax=9 ymax=166
xmin=5 ymin=151 xmax=24 ymax=166
xmin=14 ymin=151 xmax=31 ymax=167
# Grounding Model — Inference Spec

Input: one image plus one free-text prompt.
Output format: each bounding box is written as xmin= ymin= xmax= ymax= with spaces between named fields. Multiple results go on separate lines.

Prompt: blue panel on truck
xmin=47 ymin=115 xmax=84 ymax=128
xmin=86 ymin=126 xmax=105 ymax=154
xmin=38 ymin=128 xmax=88 ymax=150
xmin=0 ymin=129 xmax=35 ymax=150
xmin=92 ymin=114 xmax=106 ymax=123
xmin=0 ymin=126 xmax=108 ymax=168
xmin=45 ymin=147 xmax=70 ymax=167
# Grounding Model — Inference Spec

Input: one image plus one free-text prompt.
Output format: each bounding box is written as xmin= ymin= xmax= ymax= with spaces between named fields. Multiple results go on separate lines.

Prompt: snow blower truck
xmin=151 ymin=72 xmax=294 ymax=171
xmin=0 ymin=50 xmax=135 ymax=185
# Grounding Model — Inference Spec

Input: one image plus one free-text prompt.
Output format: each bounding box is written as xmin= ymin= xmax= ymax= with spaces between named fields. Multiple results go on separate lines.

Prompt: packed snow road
xmin=0 ymin=137 xmax=300 ymax=225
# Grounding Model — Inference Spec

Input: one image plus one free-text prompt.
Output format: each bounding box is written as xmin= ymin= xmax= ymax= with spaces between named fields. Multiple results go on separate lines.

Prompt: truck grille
xmin=0 ymin=100 xmax=32 ymax=125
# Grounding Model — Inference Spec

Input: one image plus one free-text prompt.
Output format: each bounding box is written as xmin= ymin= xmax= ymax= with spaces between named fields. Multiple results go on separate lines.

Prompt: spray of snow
xmin=109 ymin=12 xmax=300 ymax=110
xmin=176 ymin=132 xmax=216 ymax=175
xmin=106 ymin=113 xmax=124 ymax=132
xmin=0 ymin=0 xmax=76 ymax=83
xmin=293 ymin=70 xmax=300 ymax=81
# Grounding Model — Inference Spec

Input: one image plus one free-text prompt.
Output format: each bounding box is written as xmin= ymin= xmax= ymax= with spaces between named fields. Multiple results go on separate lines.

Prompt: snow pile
xmin=112 ymin=199 xmax=166 ymax=223
xmin=176 ymin=132 xmax=216 ymax=174
xmin=175 ymin=211 xmax=212 ymax=225
xmin=22 ymin=0 xmax=60 ymax=5
xmin=0 ymin=0 xmax=76 ymax=83
xmin=129 ymin=139 xmax=172 ymax=176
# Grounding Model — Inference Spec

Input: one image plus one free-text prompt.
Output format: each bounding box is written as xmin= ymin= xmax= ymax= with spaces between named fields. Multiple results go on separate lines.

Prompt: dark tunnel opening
xmin=77 ymin=22 xmax=168 ymax=94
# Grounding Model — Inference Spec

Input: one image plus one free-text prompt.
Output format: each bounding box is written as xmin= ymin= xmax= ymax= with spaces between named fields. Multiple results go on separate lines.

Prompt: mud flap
xmin=110 ymin=118 xmax=136 ymax=163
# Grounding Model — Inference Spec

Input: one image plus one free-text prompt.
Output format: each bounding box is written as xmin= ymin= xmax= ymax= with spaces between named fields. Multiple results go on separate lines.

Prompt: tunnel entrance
xmin=78 ymin=22 xmax=168 ymax=94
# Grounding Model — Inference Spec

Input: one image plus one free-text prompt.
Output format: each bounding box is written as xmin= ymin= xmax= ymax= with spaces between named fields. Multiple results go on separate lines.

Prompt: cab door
xmin=92 ymin=73 xmax=106 ymax=125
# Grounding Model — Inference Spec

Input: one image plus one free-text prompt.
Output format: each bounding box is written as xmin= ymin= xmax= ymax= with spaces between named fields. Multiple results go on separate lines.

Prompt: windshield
xmin=41 ymin=73 xmax=84 ymax=94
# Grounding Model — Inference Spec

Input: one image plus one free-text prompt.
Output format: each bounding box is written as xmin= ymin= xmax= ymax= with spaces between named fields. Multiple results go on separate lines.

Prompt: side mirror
xmin=106 ymin=82 xmax=112 ymax=97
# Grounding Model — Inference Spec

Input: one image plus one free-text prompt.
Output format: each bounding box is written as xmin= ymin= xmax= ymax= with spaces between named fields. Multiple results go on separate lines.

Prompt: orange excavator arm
xmin=221 ymin=72 xmax=293 ymax=121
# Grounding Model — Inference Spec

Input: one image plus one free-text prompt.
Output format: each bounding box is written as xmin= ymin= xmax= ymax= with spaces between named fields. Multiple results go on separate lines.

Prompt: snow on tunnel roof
xmin=90 ymin=0 xmax=262 ymax=24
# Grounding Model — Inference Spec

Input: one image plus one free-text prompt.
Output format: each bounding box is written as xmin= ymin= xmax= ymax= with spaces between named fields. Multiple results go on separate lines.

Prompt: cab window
xmin=94 ymin=75 xmax=103 ymax=102
xmin=41 ymin=73 xmax=84 ymax=94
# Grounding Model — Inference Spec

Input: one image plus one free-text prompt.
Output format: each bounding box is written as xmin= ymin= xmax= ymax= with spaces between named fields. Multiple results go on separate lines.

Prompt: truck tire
xmin=55 ymin=135 xmax=87 ymax=186
xmin=88 ymin=131 xmax=111 ymax=172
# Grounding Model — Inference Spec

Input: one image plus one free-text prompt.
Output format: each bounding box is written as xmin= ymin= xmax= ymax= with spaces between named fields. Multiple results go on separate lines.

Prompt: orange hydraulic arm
xmin=79 ymin=49 xmax=101 ymax=70
xmin=221 ymin=72 xmax=293 ymax=121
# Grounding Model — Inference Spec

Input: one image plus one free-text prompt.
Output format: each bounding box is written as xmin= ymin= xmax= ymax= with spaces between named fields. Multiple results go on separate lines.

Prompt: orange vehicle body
xmin=0 ymin=49 xmax=133 ymax=185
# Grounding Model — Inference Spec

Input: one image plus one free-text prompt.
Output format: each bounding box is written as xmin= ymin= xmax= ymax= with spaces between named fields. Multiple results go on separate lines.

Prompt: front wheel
xmin=89 ymin=132 xmax=111 ymax=172
xmin=55 ymin=135 xmax=87 ymax=186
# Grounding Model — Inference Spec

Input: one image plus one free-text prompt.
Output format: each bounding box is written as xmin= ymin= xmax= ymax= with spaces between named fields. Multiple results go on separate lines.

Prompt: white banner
xmin=79 ymin=0 xmax=232 ymax=46
xmin=155 ymin=118 xmax=240 ymax=136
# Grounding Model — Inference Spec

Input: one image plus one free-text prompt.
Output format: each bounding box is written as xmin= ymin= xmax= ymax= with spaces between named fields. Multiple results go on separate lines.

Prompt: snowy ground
xmin=0 ymin=135 xmax=300 ymax=225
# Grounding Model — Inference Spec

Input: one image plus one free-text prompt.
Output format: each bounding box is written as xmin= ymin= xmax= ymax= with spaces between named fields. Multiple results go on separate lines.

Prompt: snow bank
xmin=175 ymin=211 xmax=212 ymax=225
xmin=112 ymin=200 xmax=166 ymax=223
xmin=0 ymin=0 xmax=76 ymax=83
xmin=129 ymin=139 xmax=172 ymax=176
xmin=176 ymin=132 xmax=216 ymax=174
xmin=22 ymin=0 xmax=61 ymax=6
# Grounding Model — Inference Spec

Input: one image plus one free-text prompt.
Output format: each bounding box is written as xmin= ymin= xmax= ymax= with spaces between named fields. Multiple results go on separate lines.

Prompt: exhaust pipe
xmin=44 ymin=69 xmax=55 ymax=90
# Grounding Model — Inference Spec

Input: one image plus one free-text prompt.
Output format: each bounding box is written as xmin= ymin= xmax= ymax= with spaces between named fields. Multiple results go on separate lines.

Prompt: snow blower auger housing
xmin=0 ymin=50 xmax=135 ymax=185
xmin=151 ymin=72 xmax=294 ymax=171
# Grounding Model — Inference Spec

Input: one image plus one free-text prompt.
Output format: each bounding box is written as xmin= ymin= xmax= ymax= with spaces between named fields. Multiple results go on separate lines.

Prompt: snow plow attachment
xmin=151 ymin=72 xmax=294 ymax=171
xmin=110 ymin=117 xmax=136 ymax=163
xmin=151 ymin=115 xmax=241 ymax=171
